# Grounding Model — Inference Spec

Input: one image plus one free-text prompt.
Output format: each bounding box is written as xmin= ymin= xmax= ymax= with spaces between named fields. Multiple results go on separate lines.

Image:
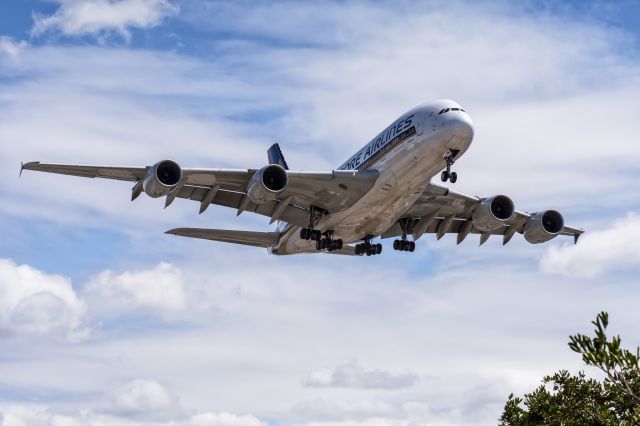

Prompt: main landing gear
xmin=394 ymin=218 xmax=416 ymax=252
xmin=441 ymin=150 xmax=459 ymax=183
xmin=300 ymin=227 xmax=344 ymax=252
xmin=355 ymin=237 xmax=382 ymax=256
xmin=393 ymin=239 xmax=415 ymax=252
xmin=299 ymin=206 xmax=343 ymax=252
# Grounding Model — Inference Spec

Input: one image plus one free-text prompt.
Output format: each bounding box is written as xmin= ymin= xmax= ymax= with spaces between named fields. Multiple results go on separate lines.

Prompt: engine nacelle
xmin=246 ymin=164 xmax=288 ymax=204
xmin=143 ymin=160 xmax=182 ymax=198
xmin=471 ymin=195 xmax=515 ymax=231
xmin=523 ymin=210 xmax=564 ymax=244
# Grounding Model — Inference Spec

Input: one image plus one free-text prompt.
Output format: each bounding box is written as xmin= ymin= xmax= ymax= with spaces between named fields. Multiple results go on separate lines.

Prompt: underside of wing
xmin=391 ymin=182 xmax=584 ymax=245
xmin=21 ymin=160 xmax=380 ymax=227
xmin=165 ymin=228 xmax=280 ymax=248
xmin=21 ymin=162 xmax=147 ymax=181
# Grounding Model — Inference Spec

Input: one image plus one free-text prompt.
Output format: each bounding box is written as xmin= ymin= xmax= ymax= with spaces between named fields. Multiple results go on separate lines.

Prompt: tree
xmin=500 ymin=312 xmax=640 ymax=425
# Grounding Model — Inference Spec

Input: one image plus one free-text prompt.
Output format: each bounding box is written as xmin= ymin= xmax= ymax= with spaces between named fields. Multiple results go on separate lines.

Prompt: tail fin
xmin=267 ymin=143 xmax=289 ymax=170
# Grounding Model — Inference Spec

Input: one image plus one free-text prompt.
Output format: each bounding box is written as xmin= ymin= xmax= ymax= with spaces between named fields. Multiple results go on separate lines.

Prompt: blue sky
xmin=1 ymin=1 xmax=640 ymax=425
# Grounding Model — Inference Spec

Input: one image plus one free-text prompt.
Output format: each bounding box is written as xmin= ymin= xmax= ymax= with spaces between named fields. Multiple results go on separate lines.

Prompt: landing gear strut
xmin=440 ymin=150 xmax=459 ymax=183
xmin=355 ymin=236 xmax=382 ymax=256
xmin=393 ymin=218 xmax=416 ymax=252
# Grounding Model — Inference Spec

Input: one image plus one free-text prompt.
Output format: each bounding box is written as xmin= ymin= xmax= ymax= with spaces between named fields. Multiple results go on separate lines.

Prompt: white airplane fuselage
xmin=275 ymin=100 xmax=474 ymax=255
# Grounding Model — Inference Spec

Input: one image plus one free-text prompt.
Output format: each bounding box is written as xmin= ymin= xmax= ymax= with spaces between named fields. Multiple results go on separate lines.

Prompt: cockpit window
xmin=439 ymin=107 xmax=466 ymax=114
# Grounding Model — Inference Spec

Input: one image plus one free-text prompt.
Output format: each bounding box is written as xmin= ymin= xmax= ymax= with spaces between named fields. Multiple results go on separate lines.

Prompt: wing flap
xmin=166 ymin=228 xmax=280 ymax=248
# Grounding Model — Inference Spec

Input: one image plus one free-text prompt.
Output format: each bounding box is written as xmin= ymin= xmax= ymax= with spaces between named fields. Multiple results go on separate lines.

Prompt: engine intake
xmin=524 ymin=210 xmax=564 ymax=244
xmin=246 ymin=164 xmax=288 ymax=204
xmin=143 ymin=160 xmax=182 ymax=198
xmin=471 ymin=195 xmax=515 ymax=231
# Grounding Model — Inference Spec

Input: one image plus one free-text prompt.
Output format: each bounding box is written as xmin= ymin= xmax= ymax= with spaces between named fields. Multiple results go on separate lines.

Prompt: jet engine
xmin=143 ymin=160 xmax=182 ymax=198
xmin=471 ymin=195 xmax=515 ymax=231
xmin=523 ymin=210 xmax=564 ymax=244
xmin=246 ymin=164 xmax=288 ymax=204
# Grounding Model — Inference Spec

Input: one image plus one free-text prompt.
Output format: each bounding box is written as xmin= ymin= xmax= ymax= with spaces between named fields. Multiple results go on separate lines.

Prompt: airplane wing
xmin=382 ymin=182 xmax=584 ymax=245
xmin=20 ymin=162 xmax=379 ymax=228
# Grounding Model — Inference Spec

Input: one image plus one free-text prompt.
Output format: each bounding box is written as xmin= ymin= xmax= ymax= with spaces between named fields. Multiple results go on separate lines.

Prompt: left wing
xmin=382 ymin=182 xmax=584 ymax=245
xmin=20 ymin=161 xmax=379 ymax=228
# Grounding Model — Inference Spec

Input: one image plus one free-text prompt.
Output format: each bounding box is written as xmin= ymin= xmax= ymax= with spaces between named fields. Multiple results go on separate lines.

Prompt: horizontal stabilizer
xmin=166 ymin=228 xmax=280 ymax=248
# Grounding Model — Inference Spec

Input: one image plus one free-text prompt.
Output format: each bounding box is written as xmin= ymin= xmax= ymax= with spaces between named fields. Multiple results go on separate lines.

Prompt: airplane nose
xmin=449 ymin=113 xmax=474 ymax=141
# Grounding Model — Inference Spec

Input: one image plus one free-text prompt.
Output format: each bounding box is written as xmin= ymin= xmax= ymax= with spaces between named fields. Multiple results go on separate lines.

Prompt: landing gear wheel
xmin=393 ymin=240 xmax=399 ymax=250
xmin=315 ymin=240 xmax=322 ymax=250
xmin=449 ymin=172 xmax=457 ymax=183
xmin=409 ymin=241 xmax=415 ymax=252
xmin=300 ymin=228 xmax=309 ymax=240
xmin=441 ymin=171 xmax=450 ymax=182
xmin=336 ymin=239 xmax=343 ymax=250
xmin=376 ymin=244 xmax=382 ymax=255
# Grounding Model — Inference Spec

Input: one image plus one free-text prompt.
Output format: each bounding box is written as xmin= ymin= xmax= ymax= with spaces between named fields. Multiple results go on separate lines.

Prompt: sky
xmin=0 ymin=0 xmax=639 ymax=425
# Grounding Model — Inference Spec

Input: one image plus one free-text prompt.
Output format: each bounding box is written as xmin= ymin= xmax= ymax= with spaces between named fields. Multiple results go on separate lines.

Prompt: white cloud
xmin=0 ymin=403 xmax=265 ymax=426
xmin=188 ymin=412 xmax=266 ymax=426
xmin=0 ymin=36 xmax=28 ymax=57
xmin=303 ymin=360 xmax=418 ymax=390
xmin=85 ymin=262 xmax=187 ymax=314
xmin=31 ymin=0 xmax=179 ymax=41
xmin=540 ymin=213 xmax=640 ymax=277
xmin=0 ymin=258 xmax=86 ymax=338
xmin=108 ymin=379 xmax=181 ymax=420
xmin=293 ymin=398 xmax=399 ymax=422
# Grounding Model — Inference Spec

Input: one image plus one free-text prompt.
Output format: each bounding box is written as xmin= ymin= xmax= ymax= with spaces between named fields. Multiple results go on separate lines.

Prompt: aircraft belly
xmin=277 ymin=126 xmax=459 ymax=255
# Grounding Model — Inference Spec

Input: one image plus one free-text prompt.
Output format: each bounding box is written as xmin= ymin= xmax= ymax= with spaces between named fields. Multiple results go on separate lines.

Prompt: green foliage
xmin=500 ymin=312 xmax=640 ymax=425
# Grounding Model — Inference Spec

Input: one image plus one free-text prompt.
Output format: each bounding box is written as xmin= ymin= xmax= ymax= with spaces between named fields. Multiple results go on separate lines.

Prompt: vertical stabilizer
xmin=267 ymin=143 xmax=289 ymax=170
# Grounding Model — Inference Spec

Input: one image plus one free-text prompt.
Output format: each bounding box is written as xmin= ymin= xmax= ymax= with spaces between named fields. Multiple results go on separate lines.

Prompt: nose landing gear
xmin=441 ymin=150 xmax=459 ymax=183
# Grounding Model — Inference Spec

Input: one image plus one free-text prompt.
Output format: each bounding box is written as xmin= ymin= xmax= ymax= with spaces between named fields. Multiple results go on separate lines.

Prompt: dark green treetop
xmin=500 ymin=312 xmax=640 ymax=425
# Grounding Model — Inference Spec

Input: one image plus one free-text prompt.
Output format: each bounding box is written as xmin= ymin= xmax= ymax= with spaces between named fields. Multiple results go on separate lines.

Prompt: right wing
xmin=21 ymin=162 xmax=379 ymax=227
xmin=381 ymin=182 xmax=584 ymax=245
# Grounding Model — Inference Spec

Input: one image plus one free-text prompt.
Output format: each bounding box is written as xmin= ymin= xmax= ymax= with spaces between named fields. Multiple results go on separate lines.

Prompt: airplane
xmin=21 ymin=100 xmax=583 ymax=256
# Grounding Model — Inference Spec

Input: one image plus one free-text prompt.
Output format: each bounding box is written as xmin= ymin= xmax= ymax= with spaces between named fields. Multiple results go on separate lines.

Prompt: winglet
xmin=19 ymin=161 xmax=39 ymax=178
xmin=574 ymin=232 xmax=582 ymax=244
